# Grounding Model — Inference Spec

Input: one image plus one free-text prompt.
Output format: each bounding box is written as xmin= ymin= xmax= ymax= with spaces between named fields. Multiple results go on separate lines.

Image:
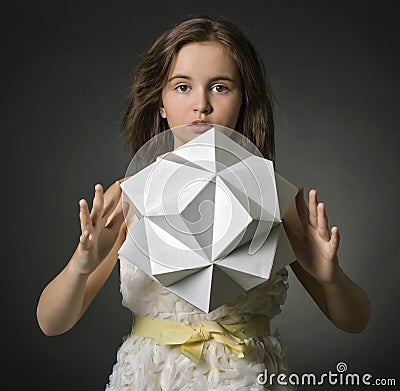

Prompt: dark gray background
xmin=3 ymin=1 xmax=399 ymax=390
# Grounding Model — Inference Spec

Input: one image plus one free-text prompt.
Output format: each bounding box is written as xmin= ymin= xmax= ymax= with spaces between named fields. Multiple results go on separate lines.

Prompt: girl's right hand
xmin=72 ymin=181 xmax=125 ymax=275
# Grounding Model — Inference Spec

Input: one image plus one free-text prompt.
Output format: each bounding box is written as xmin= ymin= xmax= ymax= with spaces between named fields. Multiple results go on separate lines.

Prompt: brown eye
xmin=176 ymin=84 xmax=190 ymax=93
xmin=212 ymin=84 xmax=228 ymax=93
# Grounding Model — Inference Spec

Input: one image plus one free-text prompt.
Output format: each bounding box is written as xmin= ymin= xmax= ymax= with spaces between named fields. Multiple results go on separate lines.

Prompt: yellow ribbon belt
xmin=131 ymin=315 xmax=270 ymax=363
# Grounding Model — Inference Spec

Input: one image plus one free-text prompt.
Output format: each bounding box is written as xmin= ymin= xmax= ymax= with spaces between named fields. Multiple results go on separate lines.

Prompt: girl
xmin=36 ymin=16 xmax=370 ymax=390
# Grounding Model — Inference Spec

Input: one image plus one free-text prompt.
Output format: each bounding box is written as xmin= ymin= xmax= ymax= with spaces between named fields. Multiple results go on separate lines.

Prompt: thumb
xmin=282 ymin=219 xmax=300 ymax=251
xmin=104 ymin=199 xmax=125 ymax=229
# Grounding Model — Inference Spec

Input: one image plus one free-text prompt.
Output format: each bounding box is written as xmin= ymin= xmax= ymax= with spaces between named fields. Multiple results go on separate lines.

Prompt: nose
xmin=193 ymin=89 xmax=212 ymax=115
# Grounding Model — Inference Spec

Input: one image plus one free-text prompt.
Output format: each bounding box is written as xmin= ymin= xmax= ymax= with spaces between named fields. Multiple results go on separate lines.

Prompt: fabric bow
xmin=132 ymin=315 xmax=270 ymax=363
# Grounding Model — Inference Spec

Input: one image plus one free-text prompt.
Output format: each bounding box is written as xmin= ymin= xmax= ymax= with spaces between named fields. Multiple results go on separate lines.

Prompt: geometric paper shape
xmin=119 ymin=125 xmax=297 ymax=312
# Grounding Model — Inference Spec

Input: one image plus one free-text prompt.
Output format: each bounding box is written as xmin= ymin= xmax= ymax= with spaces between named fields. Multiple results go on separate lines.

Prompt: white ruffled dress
xmin=105 ymin=257 xmax=293 ymax=391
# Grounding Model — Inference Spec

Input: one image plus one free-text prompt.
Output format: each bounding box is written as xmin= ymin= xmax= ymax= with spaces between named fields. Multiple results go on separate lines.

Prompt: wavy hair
xmin=122 ymin=16 xmax=275 ymax=162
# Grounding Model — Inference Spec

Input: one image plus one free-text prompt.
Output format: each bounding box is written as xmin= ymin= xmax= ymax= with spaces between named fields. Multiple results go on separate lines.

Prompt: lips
xmin=189 ymin=121 xmax=213 ymax=133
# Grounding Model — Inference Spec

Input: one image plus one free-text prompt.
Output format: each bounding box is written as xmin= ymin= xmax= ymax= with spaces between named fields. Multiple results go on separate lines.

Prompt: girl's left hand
xmin=283 ymin=187 xmax=341 ymax=283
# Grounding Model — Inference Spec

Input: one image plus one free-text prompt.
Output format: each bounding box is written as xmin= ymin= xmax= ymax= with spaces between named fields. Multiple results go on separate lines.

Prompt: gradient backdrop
xmin=3 ymin=1 xmax=399 ymax=390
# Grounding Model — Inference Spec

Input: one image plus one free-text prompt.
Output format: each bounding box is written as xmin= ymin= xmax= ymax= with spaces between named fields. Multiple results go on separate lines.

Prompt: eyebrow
xmin=167 ymin=74 xmax=237 ymax=83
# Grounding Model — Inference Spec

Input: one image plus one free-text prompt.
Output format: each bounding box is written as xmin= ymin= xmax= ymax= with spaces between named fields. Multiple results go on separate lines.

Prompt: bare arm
xmin=283 ymin=188 xmax=370 ymax=333
xmin=36 ymin=181 xmax=126 ymax=336
xmin=289 ymin=260 xmax=370 ymax=333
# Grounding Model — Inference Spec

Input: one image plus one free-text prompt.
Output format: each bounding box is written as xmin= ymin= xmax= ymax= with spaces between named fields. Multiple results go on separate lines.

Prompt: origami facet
xmin=119 ymin=125 xmax=298 ymax=313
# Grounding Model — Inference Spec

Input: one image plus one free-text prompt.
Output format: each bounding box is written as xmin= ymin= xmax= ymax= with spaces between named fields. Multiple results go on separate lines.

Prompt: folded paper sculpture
xmin=119 ymin=125 xmax=298 ymax=312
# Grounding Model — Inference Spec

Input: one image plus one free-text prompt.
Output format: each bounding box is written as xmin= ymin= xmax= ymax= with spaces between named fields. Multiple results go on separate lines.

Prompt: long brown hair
xmin=122 ymin=16 xmax=275 ymax=161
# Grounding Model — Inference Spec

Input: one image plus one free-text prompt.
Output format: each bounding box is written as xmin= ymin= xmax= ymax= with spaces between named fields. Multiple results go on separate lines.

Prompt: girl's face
xmin=160 ymin=42 xmax=243 ymax=146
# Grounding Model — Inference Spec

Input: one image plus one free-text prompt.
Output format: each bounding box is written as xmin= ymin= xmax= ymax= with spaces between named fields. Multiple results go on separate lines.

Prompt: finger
xmin=79 ymin=230 xmax=90 ymax=249
xmin=90 ymin=184 xmax=104 ymax=226
xmin=79 ymin=199 xmax=92 ymax=233
xmin=295 ymin=187 xmax=310 ymax=228
xmin=317 ymin=203 xmax=330 ymax=241
xmin=330 ymin=226 xmax=340 ymax=252
xmin=102 ymin=181 xmax=122 ymax=219
xmin=308 ymin=189 xmax=318 ymax=227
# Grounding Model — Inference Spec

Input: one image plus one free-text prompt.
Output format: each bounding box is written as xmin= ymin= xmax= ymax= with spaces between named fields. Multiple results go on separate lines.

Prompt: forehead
xmin=168 ymin=42 xmax=239 ymax=78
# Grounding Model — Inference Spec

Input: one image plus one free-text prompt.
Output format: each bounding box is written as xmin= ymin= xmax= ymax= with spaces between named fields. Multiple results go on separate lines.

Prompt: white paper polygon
xmin=119 ymin=126 xmax=298 ymax=312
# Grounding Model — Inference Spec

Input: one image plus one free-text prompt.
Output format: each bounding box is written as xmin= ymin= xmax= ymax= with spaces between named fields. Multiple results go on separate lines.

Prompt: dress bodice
xmin=106 ymin=259 xmax=292 ymax=391
xmin=119 ymin=257 xmax=288 ymax=325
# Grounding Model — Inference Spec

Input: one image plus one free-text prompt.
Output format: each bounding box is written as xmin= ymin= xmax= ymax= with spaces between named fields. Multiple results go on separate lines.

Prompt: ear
xmin=159 ymin=106 xmax=167 ymax=118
